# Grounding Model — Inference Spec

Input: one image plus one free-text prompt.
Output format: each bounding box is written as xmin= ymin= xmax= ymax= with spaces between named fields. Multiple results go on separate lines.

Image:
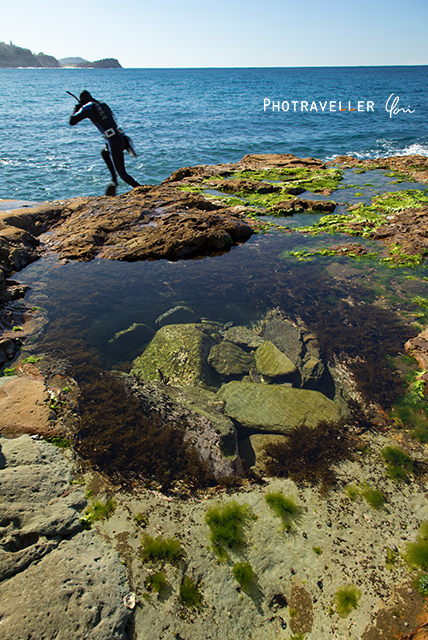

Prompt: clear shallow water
xmin=16 ymin=221 xmax=428 ymax=375
xmin=11 ymin=165 xmax=428 ymax=373
xmin=1 ymin=66 xmax=427 ymax=201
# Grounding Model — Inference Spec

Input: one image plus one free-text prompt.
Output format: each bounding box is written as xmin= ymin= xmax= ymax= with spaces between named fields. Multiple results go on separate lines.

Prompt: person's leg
xmin=108 ymin=137 xmax=140 ymax=188
xmin=101 ymin=146 xmax=118 ymax=185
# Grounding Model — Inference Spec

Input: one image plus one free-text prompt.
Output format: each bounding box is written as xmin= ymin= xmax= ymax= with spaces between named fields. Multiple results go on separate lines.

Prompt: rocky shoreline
xmin=2 ymin=153 xmax=428 ymax=639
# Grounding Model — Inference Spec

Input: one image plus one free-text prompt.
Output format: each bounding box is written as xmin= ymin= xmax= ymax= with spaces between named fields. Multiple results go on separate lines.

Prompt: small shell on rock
xmin=123 ymin=592 xmax=136 ymax=609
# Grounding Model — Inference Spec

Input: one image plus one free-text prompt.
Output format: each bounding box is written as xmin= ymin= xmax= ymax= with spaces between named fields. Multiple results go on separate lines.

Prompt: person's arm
xmin=69 ymin=102 xmax=92 ymax=126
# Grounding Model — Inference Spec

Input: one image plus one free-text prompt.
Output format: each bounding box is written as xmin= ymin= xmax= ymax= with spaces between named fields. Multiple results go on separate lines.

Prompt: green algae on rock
xmin=218 ymin=380 xmax=340 ymax=433
xmin=131 ymin=322 xmax=221 ymax=386
xmin=254 ymin=340 xmax=297 ymax=378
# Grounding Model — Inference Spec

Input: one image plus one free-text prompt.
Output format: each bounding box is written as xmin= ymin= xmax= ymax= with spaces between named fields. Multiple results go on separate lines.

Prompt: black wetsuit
xmin=70 ymin=99 xmax=140 ymax=188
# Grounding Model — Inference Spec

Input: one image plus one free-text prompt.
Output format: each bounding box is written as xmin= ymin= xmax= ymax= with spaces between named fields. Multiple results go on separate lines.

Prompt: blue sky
xmin=1 ymin=0 xmax=428 ymax=67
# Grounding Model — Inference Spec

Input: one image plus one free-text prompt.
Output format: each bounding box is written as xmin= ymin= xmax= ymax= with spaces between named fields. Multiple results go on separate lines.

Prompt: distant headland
xmin=0 ymin=42 xmax=122 ymax=68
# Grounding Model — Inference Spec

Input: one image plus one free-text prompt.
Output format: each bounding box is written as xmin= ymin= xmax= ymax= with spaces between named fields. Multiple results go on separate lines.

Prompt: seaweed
xmin=232 ymin=562 xmax=255 ymax=591
xmin=141 ymin=534 xmax=182 ymax=563
xmin=179 ymin=576 xmax=201 ymax=608
xmin=262 ymin=419 xmax=355 ymax=492
xmin=381 ymin=446 xmax=414 ymax=482
xmin=334 ymin=585 xmax=361 ymax=618
xmin=264 ymin=492 xmax=301 ymax=531
xmin=145 ymin=570 xmax=167 ymax=593
xmin=75 ymin=374 xmax=213 ymax=489
xmin=300 ymin=301 xmax=414 ymax=408
xmin=205 ymin=500 xmax=253 ymax=561
xmin=404 ymin=522 xmax=428 ymax=571
xmin=361 ymin=485 xmax=385 ymax=510
xmin=80 ymin=498 xmax=116 ymax=528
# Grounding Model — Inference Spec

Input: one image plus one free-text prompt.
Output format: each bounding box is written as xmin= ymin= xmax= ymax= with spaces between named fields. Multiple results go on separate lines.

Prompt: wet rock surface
xmin=207 ymin=340 xmax=255 ymax=376
xmin=0 ymin=435 xmax=132 ymax=640
xmin=260 ymin=317 xmax=325 ymax=388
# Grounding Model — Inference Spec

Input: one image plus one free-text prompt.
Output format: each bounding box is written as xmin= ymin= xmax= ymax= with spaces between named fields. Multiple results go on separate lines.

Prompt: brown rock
xmin=0 ymin=376 xmax=57 ymax=438
xmin=405 ymin=329 xmax=428 ymax=372
xmin=39 ymin=186 xmax=253 ymax=262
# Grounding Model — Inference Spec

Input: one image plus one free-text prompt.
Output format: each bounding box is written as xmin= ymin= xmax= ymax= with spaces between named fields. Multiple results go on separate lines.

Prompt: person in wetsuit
xmin=69 ymin=90 xmax=140 ymax=195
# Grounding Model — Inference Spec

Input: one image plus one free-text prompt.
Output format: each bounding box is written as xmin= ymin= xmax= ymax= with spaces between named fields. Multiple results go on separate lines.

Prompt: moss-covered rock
xmin=131 ymin=323 xmax=221 ymax=386
xmin=218 ymin=381 xmax=340 ymax=433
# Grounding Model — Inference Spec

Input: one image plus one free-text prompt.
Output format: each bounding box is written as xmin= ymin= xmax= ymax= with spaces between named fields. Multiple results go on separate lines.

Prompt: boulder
xmin=260 ymin=318 xmax=325 ymax=388
xmin=218 ymin=381 xmax=340 ymax=433
xmin=0 ymin=435 xmax=131 ymax=639
xmin=131 ymin=323 xmax=221 ymax=386
xmin=254 ymin=340 xmax=297 ymax=378
xmin=208 ymin=340 xmax=255 ymax=376
xmin=0 ymin=376 xmax=58 ymax=438
xmin=239 ymin=432 xmax=287 ymax=471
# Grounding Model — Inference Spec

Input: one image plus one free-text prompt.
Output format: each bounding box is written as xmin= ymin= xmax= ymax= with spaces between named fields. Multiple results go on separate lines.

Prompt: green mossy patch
xmin=265 ymin=492 xmax=301 ymax=531
xmin=205 ymin=500 xmax=255 ymax=561
xmin=232 ymin=562 xmax=256 ymax=591
xmin=404 ymin=522 xmax=428 ymax=571
xmin=334 ymin=585 xmax=362 ymax=618
xmin=370 ymin=189 xmax=428 ymax=213
xmin=141 ymin=534 xmax=182 ymax=563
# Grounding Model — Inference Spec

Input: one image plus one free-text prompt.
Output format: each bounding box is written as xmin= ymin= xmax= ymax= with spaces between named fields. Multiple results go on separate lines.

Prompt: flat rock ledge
xmin=0 ymin=153 xmax=333 ymax=281
xmin=0 ymin=435 xmax=132 ymax=640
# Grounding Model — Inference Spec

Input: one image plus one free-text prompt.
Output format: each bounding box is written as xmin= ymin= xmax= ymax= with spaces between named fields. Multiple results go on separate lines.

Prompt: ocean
xmin=1 ymin=66 xmax=427 ymax=202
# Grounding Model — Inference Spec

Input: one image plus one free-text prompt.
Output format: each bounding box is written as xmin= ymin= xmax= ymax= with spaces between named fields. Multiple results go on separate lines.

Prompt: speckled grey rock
xmin=0 ymin=435 xmax=132 ymax=639
xmin=219 ymin=325 xmax=264 ymax=348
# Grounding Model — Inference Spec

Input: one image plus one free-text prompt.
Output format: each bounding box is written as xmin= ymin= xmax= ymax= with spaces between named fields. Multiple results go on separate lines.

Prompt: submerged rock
xmin=254 ymin=340 xmax=297 ymax=378
xmin=131 ymin=322 xmax=221 ymax=386
xmin=128 ymin=380 xmax=240 ymax=477
xmin=239 ymin=432 xmax=287 ymax=472
xmin=218 ymin=381 xmax=340 ymax=433
xmin=208 ymin=340 xmax=255 ymax=376
xmin=260 ymin=317 xmax=325 ymax=388
xmin=155 ymin=305 xmax=200 ymax=327
xmin=219 ymin=325 xmax=264 ymax=348
xmin=107 ymin=322 xmax=155 ymax=356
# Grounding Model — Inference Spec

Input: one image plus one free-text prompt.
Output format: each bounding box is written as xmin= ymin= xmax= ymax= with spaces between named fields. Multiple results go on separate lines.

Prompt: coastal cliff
xmin=0 ymin=42 xmax=121 ymax=68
